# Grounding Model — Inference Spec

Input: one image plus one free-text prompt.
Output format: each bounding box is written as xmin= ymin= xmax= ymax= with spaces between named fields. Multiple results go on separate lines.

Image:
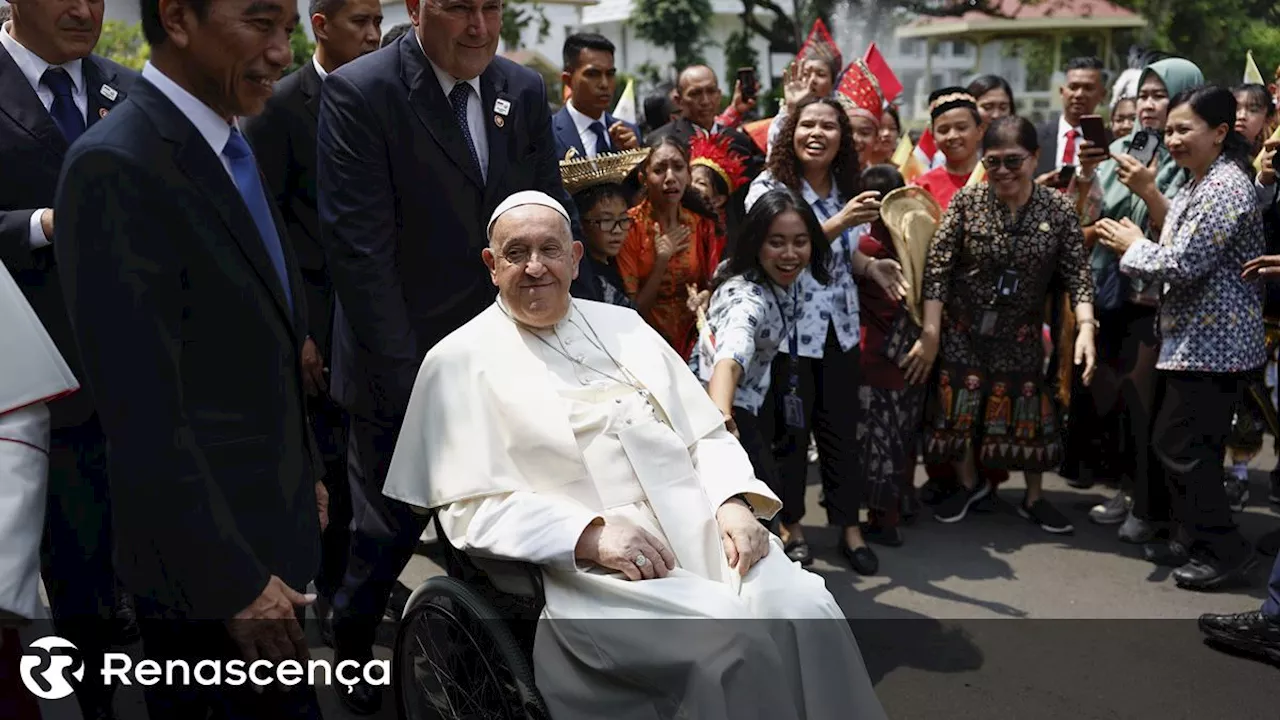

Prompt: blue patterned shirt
xmin=1120 ymin=156 xmax=1266 ymax=373
xmin=744 ymin=171 xmax=862 ymax=358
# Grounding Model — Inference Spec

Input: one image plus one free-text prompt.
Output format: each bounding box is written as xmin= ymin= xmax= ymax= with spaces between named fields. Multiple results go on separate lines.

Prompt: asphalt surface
xmin=32 ymin=455 xmax=1280 ymax=720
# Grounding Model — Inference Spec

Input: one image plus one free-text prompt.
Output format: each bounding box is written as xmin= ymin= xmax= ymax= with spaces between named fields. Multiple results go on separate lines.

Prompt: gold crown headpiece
xmin=559 ymin=148 xmax=651 ymax=195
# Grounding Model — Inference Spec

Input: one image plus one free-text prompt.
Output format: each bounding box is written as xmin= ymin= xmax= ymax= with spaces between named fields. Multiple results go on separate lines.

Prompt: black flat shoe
xmin=862 ymin=522 xmax=904 ymax=548
xmin=336 ymin=677 xmax=383 ymax=716
xmin=840 ymin=543 xmax=879 ymax=575
xmin=784 ymin=539 xmax=814 ymax=566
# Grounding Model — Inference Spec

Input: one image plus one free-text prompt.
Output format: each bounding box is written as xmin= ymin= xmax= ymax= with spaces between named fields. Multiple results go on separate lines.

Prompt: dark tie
xmin=448 ymin=81 xmax=483 ymax=179
xmin=588 ymin=121 xmax=610 ymax=155
xmin=42 ymin=67 xmax=85 ymax=144
xmin=222 ymin=128 xmax=293 ymax=311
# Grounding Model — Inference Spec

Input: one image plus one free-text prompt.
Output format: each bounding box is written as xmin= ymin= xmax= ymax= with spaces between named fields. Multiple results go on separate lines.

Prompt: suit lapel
xmin=0 ymin=43 xmax=66 ymax=156
xmin=299 ymin=61 xmax=321 ymax=119
xmin=132 ymin=81 xmax=298 ymax=334
xmin=481 ymin=65 xmax=509 ymax=202
xmin=400 ymin=37 xmax=483 ymax=188
xmin=83 ymin=56 xmax=127 ymax=127
xmin=553 ymin=106 xmax=586 ymax=159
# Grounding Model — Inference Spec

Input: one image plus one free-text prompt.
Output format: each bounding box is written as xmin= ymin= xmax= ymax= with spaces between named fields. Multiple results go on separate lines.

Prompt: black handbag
xmin=882 ymin=311 xmax=923 ymax=365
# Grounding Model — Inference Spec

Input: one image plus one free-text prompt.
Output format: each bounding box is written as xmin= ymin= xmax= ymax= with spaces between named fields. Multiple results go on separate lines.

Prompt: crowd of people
xmin=4 ymin=0 xmax=1280 ymax=718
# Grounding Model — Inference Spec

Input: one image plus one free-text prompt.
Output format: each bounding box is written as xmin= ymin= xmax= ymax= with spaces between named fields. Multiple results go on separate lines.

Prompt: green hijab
xmin=1096 ymin=58 xmax=1205 ymax=229
xmin=1091 ymin=58 xmax=1203 ymax=306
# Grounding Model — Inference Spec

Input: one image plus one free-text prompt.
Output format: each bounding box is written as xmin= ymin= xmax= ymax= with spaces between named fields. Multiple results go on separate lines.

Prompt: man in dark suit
xmin=551 ymin=32 xmax=639 ymax=160
xmin=242 ymin=0 xmax=382 ymax=642
xmin=55 ymin=1 xmax=323 ymax=716
xmin=0 ymin=3 xmax=135 ymax=717
xmin=316 ymin=0 xmax=580 ymax=711
xmin=1034 ymin=56 xmax=1106 ymax=182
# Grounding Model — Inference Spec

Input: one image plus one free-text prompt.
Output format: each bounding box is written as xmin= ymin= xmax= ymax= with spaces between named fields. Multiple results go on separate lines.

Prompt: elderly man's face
xmin=483 ymin=205 xmax=583 ymax=328
xmin=411 ymin=0 xmax=500 ymax=81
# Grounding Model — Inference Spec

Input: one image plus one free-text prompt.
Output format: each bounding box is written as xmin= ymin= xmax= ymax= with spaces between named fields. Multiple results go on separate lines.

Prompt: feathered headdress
xmin=559 ymin=148 xmax=650 ymax=195
xmin=689 ymin=134 xmax=749 ymax=193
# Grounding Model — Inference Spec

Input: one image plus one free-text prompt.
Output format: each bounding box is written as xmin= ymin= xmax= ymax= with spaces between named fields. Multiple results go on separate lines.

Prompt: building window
xmin=898 ymin=39 xmax=922 ymax=56
xmin=951 ymin=41 xmax=969 ymax=57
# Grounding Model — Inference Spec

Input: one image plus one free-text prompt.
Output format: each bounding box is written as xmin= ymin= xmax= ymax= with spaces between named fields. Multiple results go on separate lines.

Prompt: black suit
xmin=242 ymin=60 xmax=351 ymax=604
xmin=551 ymin=104 xmax=642 ymax=160
xmin=1035 ymin=112 xmax=1064 ymax=177
xmin=316 ymin=35 xmax=579 ymax=661
xmin=55 ymin=76 xmax=321 ymax=715
xmin=0 ymin=44 xmax=133 ymax=717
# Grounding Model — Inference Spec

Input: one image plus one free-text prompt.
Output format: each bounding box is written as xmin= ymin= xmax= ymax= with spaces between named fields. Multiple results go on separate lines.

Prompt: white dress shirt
xmin=420 ymin=37 xmax=488 ymax=181
xmin=1056 ymin=114 xmax=1080 ymax=168
xmin=1 ymin=25 xmax=87 ymax=250
xmin=311 ymin=54 xmax=329 ymax=81
xmin=141 ymin=62 xmax=236 ymax=180
xmin=566 ymin=99 xmax=609 ymax=157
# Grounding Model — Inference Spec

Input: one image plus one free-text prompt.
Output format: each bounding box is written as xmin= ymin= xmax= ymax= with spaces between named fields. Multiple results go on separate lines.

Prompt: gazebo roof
xmin=896 ymin=0 xmax=1146 ymax=40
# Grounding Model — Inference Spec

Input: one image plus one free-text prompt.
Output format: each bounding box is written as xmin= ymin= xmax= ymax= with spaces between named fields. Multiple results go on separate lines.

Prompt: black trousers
xmin=1147 ymin=370 xmax=1252 ymax=564
xmin=767 ymin=328 xmax=863 ymax=527
xmin=310 ymin=392 xmax=351 ymax=601
xmin=40 ymin=414 xmax=118 ymax=715
xmin=134 ymin=596 xmax=322 ymax=719
xmin=732 ymin=406 xmax=776 ymax=491
xmin=331 ymin=414 xmax=427 ymax=663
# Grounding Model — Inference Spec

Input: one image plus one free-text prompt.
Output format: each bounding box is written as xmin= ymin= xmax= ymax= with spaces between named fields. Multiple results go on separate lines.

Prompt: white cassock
xmin=0 ymin=260 xmax=80 ymax=620
xmin=384 ymin=299 xmax=887 ymax=720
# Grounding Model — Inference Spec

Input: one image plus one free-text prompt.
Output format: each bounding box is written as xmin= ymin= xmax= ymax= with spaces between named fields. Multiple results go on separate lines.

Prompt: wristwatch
xmin=731 ymin=493 xmax=754 ymax=512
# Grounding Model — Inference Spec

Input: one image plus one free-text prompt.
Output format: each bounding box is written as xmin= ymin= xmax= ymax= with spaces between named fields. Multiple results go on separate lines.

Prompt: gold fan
xmin=879 ymin=186 xmax=942 ymax=326
xmin=559 ymin=148 xmax=650 ymax=195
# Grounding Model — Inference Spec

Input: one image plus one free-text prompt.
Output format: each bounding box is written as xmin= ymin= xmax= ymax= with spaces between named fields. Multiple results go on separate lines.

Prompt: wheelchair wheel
xmin=394 ymin=576 xmax=548 ymax=720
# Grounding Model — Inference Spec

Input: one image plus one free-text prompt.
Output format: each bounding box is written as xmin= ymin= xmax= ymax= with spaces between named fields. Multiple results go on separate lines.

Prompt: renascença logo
xmin=20 ymin=636 xmax=85 ymax=700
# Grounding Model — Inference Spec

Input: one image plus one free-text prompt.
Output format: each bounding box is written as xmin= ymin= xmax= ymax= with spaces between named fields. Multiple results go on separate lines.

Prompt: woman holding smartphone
xmin=1066 ymin=57 xmax=1204 ymax=537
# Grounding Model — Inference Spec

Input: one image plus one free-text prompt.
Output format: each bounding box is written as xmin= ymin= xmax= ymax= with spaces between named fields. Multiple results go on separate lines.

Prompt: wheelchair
xmin=393 ymin=515 xmax=551 ymax=720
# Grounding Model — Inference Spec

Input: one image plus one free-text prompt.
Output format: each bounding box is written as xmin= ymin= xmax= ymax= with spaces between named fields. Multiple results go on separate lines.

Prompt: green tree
xmin=94 ymin=20 xmax=149 ymax=71
xmin=631 ymin=0 xmax=714 ymax=71
xmin=501 ymin=1 xmax=551 ymax=52
xmin=723 ymin=28 xmax=760 ymax=85
xmin=286 ymin=23 xmax=315 ymax=75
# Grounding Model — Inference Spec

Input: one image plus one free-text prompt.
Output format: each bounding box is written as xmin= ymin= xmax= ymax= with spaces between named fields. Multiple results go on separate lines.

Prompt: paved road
xmin=34 ymin=457 xmax=1280 ymax=719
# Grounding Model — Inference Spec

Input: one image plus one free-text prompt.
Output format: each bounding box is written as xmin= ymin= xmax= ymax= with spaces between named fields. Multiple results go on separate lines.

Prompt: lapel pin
xmin=99 ymin=108 xmax=109 ymax=119
xmin=99 ymin=84 xmax=118 ymax=102
xmin=494 ymin=115 xmax=505 ymax=128
xmin=494 ymin=98 xmax=511 ymax=116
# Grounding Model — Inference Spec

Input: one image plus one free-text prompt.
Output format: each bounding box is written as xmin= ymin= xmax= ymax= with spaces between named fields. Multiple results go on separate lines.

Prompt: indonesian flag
xmin=913 ymin=128 xmax=947 ymax=172
xmin=892 ymin=135 xmax=926 ymax=182
xmin=862 ymin=43 xmax=902 ymax=103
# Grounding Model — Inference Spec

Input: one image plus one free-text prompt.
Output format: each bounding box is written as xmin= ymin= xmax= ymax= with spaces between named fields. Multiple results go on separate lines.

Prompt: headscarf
xmin=1097 ymin=58 xmax=1204 ymax=231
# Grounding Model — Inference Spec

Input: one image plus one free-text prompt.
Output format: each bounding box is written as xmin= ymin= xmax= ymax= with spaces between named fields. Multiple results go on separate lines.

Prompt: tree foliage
xmin=94 ymin=20 xmax=150 ymax=71
xmin=631 ymin=0 xmax=714 ymax=71
xmin=286 ymin=23 xmax=315 ymax=76
xmin=501 ymin=1 xmax=552 ymax=52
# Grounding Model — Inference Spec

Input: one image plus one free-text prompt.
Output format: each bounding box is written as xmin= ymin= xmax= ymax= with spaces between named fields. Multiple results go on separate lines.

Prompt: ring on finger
xmin=633 ymin=553 xmax=649 ymax=568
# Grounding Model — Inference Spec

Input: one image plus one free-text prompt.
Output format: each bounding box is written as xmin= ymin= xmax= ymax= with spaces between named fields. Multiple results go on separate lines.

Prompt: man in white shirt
xmin=0 ymin=3 xmax=135 ymax=717
xmin=385 ymin=191 xmax=888 ymax=720
xmin=551 ymin=32 xmax=640 ymax=159
xmin=1034 ymin=56 xmax=1106 ymax=182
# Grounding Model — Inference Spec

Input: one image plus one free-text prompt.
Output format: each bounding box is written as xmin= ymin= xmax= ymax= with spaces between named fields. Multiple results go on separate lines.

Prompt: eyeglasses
xmin=981 ymin=154 xmax=1030 ymax=171
xmin=585 ymin=218 xmax=635 ymax=232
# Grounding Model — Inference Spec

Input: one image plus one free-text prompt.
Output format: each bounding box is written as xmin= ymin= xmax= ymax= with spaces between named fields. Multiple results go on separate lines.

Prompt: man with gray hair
xmin=383 ymin=191 xmax=887 ymax=720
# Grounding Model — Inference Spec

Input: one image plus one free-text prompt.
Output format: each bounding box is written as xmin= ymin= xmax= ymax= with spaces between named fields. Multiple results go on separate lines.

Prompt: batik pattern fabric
xmin=857 ymin=384 xmax=925 ymax=514
xmin=921 ymin=184 xmax=1093 ymax=472
xmin=1119 ymin=156 xmax=1267 ymax=374
xmin=617 ymin=200 xmax=720 ymax=359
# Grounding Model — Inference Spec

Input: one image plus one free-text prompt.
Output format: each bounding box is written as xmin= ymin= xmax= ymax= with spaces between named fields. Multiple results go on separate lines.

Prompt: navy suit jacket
xmin=551 ymin=104 xmax=642 ymax=160
xmin=53 ymin=78 xmax=321 ymax=618
xmin=0 ymin=47 xmax=135 ymax=428
xmin=318 ymin=35 xmax=589 ymax=422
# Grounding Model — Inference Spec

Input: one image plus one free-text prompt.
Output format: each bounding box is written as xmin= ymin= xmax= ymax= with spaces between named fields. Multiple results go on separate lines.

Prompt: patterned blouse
xmin=744 ymin=171 xmax=862 ymax=358
xmin=699 ymin=272 xmax=794 ymax=414
xmin=1120 ymin=156 xmax=1266 ymax=373
xmin=617 ymin=200 xmax=720 ymax=359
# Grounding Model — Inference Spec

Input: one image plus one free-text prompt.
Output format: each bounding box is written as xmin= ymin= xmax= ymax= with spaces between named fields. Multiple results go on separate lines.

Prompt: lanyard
xmin=769 ymin=283 xmax=803 ymax=394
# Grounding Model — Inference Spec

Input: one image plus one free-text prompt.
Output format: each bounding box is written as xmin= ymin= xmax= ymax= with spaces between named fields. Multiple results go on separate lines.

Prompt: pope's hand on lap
xmin=716 ymin=503 xmax=769 ymax=577
xmin=581 ymin=523 xmax=677 ymax=581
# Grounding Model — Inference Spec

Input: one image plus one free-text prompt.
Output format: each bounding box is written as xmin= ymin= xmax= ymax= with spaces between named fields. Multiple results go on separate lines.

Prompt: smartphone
xmin=1127 ymin=128 xmax=1160 ymax=166
xmin=1057 ymin=164 xmax=1076 ymax=187
xmin=736 ymin=67 xmax=758 ymax=101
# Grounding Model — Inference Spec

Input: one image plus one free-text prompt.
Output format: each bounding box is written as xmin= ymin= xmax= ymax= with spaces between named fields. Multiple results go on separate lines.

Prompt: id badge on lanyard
xmin=782 ymin=329 xmax=806 ymax=430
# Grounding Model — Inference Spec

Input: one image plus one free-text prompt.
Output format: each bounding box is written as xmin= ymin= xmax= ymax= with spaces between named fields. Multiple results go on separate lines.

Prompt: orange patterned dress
xmin=617 ymin=201 xmax=720 ymax=359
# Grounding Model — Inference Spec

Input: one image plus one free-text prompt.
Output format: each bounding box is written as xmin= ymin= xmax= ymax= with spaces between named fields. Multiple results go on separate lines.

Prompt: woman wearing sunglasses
xmin=902 ymin=116 xmax=1097 ymax=534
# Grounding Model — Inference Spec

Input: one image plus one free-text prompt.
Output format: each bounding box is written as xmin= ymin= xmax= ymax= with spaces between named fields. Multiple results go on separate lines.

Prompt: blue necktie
xmin=448 ymin=81 xmax=483 ymax=180
xmin=42 ymin=67 xmax=85 ymax=144
xmin=588 ymin=121 xmax=610 ymax=155
xmin=221 ymin=128 xmax=293 ymax=311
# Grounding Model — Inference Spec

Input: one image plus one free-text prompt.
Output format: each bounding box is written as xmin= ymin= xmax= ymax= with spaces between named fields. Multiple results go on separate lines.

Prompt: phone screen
xmin=1079 ymin=115 xmax=1108 ymax=148
xmin=737 ymin=68 xmax=757 ymax=100
xmin=1057 ymin=165 xmax=1076 ymax=186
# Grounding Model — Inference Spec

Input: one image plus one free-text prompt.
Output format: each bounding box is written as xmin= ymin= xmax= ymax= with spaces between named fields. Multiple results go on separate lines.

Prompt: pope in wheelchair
xmin=384 ymin=192 xmax=887 ymax=720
